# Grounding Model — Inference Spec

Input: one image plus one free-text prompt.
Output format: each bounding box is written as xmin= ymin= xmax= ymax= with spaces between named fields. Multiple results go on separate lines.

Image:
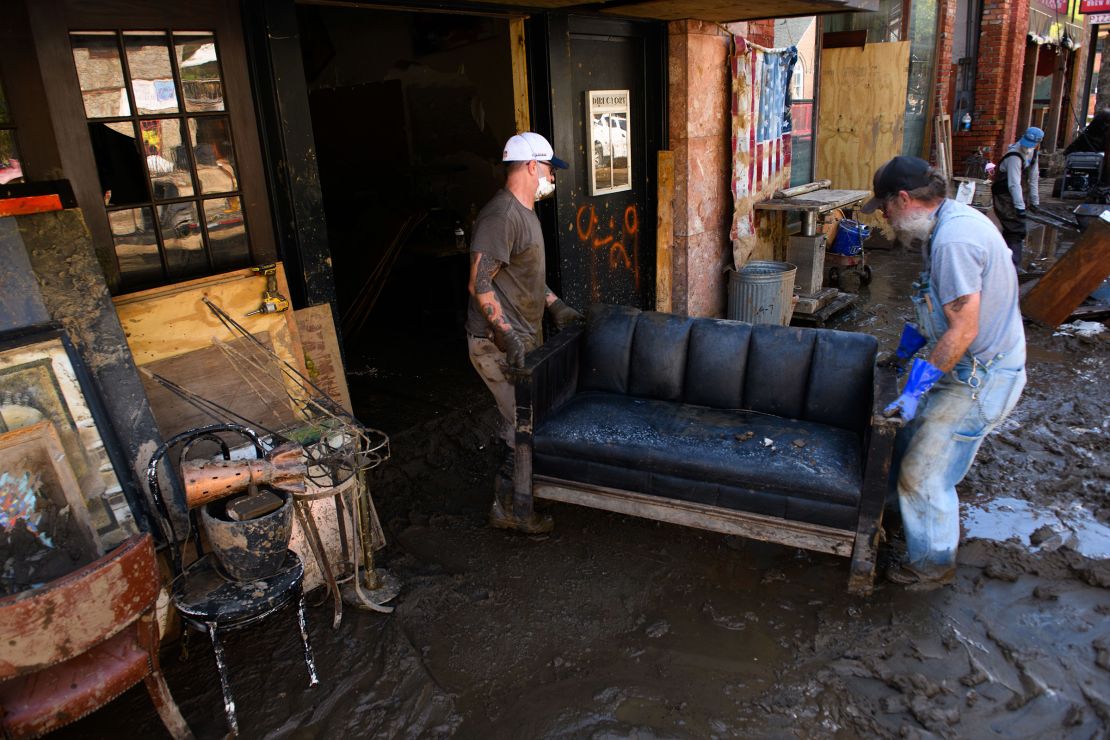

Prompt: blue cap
xmin=1019 ymin=126 xmax=1044 ymax=148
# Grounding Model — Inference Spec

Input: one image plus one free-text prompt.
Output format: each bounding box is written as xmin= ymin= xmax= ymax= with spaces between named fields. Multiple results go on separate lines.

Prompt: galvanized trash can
xmin=727 ymin=260 xmax=797 ymax=326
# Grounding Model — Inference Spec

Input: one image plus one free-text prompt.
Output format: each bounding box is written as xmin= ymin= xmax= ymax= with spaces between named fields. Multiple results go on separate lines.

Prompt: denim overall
xmin=895 ymin=202 xmax=1027 ymax=573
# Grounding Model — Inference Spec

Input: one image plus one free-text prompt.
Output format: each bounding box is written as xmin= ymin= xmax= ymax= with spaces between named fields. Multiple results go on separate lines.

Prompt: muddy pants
xmin=467 ymin=335 xmax=517 ymax=448
xmin=991 ymin=192 xmax=1026 ymax=268
xmin=893 ymin=360 xmax=1025 ymax=573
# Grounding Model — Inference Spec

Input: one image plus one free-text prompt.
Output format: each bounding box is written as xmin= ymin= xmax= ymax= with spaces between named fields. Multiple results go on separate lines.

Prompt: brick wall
xmin=952 ymin=0 xmax=1029 ymax=167
xmin=932 ymin=0 xmax=957 ymax=165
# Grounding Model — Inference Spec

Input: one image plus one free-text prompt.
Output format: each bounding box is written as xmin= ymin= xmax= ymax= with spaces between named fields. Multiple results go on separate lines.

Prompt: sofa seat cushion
xmin=533 ymin=392 xmax=863 ymax=517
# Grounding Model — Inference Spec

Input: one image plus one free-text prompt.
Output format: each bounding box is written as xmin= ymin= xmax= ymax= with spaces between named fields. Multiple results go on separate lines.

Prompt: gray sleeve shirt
xmin=931 ymin=200 xmax=1026 ymax=365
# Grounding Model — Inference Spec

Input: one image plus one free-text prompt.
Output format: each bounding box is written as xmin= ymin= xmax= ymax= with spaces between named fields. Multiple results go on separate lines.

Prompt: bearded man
xmin=860 ymin=156 xmax=1027 ymax=589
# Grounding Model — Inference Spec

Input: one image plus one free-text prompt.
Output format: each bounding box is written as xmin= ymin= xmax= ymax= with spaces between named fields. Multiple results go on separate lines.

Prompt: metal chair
xmin=0 ymin=533 xmax=191 ymax=739
xmin=146 ymin=423 xmax=317 ymax=737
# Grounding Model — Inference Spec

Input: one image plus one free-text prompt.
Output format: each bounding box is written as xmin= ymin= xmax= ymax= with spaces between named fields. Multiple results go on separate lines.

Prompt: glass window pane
xmin=124 ymin=34 xmax=179 ymax=115
xmin=160 ymin=202 xmax=207 ymax=279
xmin=0 ymin=130 xmax=23 ymax=185
xmin=109 ymin=207 xmax=162 ymax=288
xmin=89 ymin=121 xmax=150 ymax=206
xmin=189 ymin=117 xmax=238 ymax=194
xmin=175 ymin=34 xmax=225 ymax=112
xmin=71 ymin=34 xmax=130 ymax=118
xmin=142 ymin=119 xmax=194 ymax=198
xmin=203 ymin=197 xmax=249 ymax=270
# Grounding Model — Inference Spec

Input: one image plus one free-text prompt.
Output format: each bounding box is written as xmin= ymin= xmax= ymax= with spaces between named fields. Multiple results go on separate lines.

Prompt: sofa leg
xmin=488 ymin=441 xmax=553 ymax=534
xmin=847 ymin=510 xmax=884 ymax=596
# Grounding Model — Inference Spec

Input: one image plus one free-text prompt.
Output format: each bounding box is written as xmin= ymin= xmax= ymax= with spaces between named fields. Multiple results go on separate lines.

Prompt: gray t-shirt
xmin=465 ymin=188 xmax=546 ymax=345
xmin=928 ymin=199 xmax=1026 ymax=366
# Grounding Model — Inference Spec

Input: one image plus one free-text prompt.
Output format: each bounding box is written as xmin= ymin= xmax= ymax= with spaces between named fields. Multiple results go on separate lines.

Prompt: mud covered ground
xmin=65 ymin=245 xmax=1109 ymax=739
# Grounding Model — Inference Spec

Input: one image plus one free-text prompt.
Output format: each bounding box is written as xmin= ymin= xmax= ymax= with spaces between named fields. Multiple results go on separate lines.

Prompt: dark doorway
xmin=539 ymin=16 xmax=665 ymax=311
xmin=297 ymin=5 xmax=518 ymax=433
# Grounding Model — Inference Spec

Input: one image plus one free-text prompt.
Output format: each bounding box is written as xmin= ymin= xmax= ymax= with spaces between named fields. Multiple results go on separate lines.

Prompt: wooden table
xmin=754 ymin=189 xmax=872 ymax=237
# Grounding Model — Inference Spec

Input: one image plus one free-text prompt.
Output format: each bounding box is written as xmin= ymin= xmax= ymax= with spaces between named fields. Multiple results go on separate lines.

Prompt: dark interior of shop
xmin=297 ymin=6 xmax=518 ymax=433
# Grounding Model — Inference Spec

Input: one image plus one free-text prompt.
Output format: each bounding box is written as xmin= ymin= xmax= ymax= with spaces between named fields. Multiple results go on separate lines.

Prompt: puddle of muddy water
xmin=963 ymin=497 xmax=1110 ymax=559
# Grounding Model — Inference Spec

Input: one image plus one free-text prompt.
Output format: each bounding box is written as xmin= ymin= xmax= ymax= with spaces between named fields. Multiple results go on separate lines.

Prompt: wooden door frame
xmin=25 ymin=0 xmax=277 ymax=293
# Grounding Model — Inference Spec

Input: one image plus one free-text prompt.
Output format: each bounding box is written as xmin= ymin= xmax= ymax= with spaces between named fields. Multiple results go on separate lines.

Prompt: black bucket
xmin=201 ymin=488 xmax=293 ymax=582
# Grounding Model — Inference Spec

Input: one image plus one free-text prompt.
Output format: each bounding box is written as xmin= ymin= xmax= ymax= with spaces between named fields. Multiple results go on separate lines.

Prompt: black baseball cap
xmin=860 ymin=156 xmax=932 ymax=213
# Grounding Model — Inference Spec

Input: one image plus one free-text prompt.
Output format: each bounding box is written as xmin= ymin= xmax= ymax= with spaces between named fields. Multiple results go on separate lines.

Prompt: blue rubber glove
xmin=883 ymin=358 xmax=944 ymax=421
xmin=894 ymin=324 xmax=927 ymax=361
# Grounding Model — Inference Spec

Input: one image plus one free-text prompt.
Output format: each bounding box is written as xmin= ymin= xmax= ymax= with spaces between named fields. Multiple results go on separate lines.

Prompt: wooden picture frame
xmin=0 ymin=326 xmax=138 ymax=550
xmin=0 ymin=421 xmax=100 ymax=564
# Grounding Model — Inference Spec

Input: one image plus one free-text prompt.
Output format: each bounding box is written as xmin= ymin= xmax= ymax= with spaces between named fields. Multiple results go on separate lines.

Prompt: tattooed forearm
xmin=469 ymin=252 xmax=511 ymax=334
xmin=471 ymin=252 xmax=500 ymax=295
xmin=927 ymin=293 xmax=980 ymax=372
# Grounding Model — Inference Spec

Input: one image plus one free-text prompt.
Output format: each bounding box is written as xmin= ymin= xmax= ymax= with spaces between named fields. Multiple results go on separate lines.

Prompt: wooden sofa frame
xmin=508 ymin=324 xmax=903 ymax=595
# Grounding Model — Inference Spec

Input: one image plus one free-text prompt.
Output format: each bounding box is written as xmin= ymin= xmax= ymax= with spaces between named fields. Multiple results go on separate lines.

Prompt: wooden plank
xmin=509 ymin=17 xmax=530 ymax=133
xmin=138 ymin=333 xmax=297 ymax=439
xmin=655 ymin=150 xmax=674 ymax=313
xmin=294 ymin=305 xmax=353 ymax=413
xmin=113 ymin=263 xmax=308 ymax=422
xmin=816 ymin=42 xmax=910 ymax=191
xmin=773 ymin=179 xmax=831 ymax=199
xmin=534 ymin=476 xmax=855 ymax=556
xmin=933 ymin=114 xmax=952 ymax=180
xmin=1021 ymin=219 xmax=1110 ymax=326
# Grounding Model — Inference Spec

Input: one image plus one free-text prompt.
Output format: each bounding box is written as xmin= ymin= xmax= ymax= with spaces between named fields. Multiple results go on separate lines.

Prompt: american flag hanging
xmin=730 ymin=38 xmax=798 ymax=268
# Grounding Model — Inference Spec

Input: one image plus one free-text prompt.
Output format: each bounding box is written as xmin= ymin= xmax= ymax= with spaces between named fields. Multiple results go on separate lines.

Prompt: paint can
xmin=728 ymin=260 xmax=797 ymax=326
xmin=830 ymin=219 xmax=870 ymax=256
xmin=201 ymin=488 xmax=294 ymax=582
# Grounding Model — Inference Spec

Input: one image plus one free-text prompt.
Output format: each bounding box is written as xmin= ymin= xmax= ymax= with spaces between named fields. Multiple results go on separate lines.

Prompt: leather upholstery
xmin=536 ymin=305 xmax=878 ymax=531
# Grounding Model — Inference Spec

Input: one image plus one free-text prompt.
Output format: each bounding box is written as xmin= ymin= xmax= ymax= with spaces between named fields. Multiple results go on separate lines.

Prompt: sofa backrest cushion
xmin=743 ymin=325 xmax=817 ymax=420
xmin=582 ymin=304 xmax=877 ymax=436
xmin=628 ymin=312 xmax=695 ymax=401
xmin=579 ymin=304 xmax=640 ymax=393
xmin=684 ymin=319 xmax=751 ymax=409
xmin=804 ymin=330 xmax=877 ymax=434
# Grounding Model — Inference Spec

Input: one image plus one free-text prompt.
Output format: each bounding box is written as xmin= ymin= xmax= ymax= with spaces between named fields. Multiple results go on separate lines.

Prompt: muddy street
xmin=62 ymin=246 xmax=1109 ymax=739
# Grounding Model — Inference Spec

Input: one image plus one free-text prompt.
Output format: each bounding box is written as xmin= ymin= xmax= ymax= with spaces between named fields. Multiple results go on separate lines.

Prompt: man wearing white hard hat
xmin=991 ymin=125 xmax=1043 ymax=271
xmin=465 ymin=131 xmax=583 ymax=533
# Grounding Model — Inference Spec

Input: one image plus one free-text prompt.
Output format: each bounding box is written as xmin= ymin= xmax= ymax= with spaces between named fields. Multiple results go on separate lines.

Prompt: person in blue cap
xmin=861 ymin=156 xmax=1027 ymax=589
xmin=991 ymin=126 xmax=1044 ymax=271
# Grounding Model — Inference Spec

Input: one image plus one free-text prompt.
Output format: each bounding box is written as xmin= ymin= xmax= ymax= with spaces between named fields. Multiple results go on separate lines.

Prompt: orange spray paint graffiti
xmin=574 ymin=203 xmax=641 ymax=300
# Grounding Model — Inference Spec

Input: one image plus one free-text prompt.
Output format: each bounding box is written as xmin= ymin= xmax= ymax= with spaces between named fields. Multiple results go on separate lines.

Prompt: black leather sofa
xmin=508 ymin=304 xmax=901 ymax=594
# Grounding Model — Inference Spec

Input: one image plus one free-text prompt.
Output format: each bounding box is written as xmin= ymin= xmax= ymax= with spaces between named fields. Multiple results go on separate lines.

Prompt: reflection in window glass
xmin=204 ymin=197 xmax=249 ymax=269
xmin=89 ymin=121 xmax=150 ymax=206
xmin=189 ymin=117 xmax=237 ymax=194
xmin=160 ymin=202 xmax=206 ymax=279
xmin=143 ymin=118 xmax=194 ymax=198
xmin=124 ymin=34 xmax=179 ymax=115
xmin=175 ymin=34 xmax=225 ymax=112
xmin=109 ymin=207 xmax=161 ymax=289
xmin=0 ymin=130 xmax=22 ymax=185
xmin=71 ymin=34 xmax=130 ymax=118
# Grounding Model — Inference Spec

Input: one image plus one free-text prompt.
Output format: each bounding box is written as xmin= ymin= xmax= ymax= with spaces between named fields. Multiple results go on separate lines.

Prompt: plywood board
xmin=816 ymin=42 xmax=910 ymax=191
xmin=113 ymin=264 xmax=308 ymax=422
xmin=1022 ymin=219 xmax=1110 ymax=326
xmin=139 ymin=333 xmax=298 ymax=439
xmin=509 ymin=18 xmax=530 ymax=133
xmin=294 ymin=305 xmax=353 ymax=414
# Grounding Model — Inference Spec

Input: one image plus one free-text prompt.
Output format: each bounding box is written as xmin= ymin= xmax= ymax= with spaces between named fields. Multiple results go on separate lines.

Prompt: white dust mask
xmin=535 ymin=175 xmax=556 ymax=200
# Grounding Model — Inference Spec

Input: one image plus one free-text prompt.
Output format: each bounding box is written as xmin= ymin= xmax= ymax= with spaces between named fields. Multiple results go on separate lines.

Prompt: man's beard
xmin=889 ymin=209 xmax=935 ymax=249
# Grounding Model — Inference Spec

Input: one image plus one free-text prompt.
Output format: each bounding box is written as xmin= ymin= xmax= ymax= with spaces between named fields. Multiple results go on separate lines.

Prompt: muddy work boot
xmin=487 ymin=456 xmax=553 ymax=534
xmin=885 ymin=561 xmax=956 ymax=591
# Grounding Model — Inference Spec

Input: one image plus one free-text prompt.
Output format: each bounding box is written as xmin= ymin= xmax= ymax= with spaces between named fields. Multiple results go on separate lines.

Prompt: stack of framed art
xmin=0 ymin=326 xmax=137 ymax=595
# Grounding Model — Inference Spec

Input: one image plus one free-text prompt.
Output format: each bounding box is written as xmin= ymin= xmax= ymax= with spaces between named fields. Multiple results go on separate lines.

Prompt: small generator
xmin=1061 ymin=152 xmax=1104 ymax=199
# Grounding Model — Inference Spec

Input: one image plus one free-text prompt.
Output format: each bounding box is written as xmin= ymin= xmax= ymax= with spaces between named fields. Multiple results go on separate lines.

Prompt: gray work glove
xmin=548 ymin=299 xmax=584 ymax=330
xmin=493 ymin=326 xmax=527 ymax=368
